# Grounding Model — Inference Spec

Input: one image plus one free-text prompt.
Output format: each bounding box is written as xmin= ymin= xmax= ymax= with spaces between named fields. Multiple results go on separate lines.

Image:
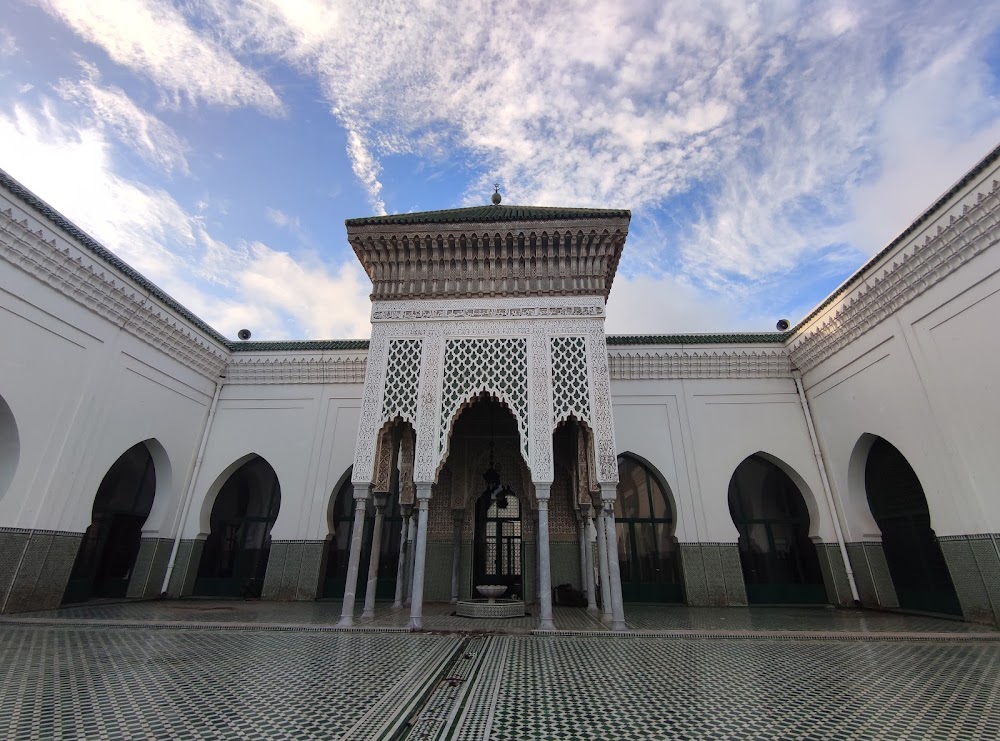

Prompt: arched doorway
xmin=63 ymin=442 xmax=156 ymax=603
xmin=473 ymin=487 xmax=523 ymax=599
xmin=865 ymin=437 xmax=960 ymax=615
xmin=322 ymin=471 xmax=403 ymax=599
xmin=614 ymin=454 xmax=682 ymax=602
xmin=728 ymin=454 xmax=826 ymax=604
xmin=194 ymin=456 xmax=280 ymax=598
xmin=0 ymin=393 xmax=18 ymax=500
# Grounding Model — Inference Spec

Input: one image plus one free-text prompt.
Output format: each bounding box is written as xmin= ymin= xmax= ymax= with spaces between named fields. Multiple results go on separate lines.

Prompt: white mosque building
xmin=0 ymin=143 xmax=998 ymax=630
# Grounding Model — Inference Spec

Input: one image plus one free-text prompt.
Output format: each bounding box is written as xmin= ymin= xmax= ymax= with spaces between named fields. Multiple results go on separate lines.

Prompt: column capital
xmin=452 ymin=509 xmax=465 ymax=524
xmin=415 ymin=482 xmax=433 ymax=501
xmin=373 ymin=492 xmax=388 ymax=510
xmin=534 ymin=481 xmax=553 ymax=500
xmin=599 ymin=482 xmax=617 ymax=504
xmin=353 ymin=483 xmax=371 ymax=500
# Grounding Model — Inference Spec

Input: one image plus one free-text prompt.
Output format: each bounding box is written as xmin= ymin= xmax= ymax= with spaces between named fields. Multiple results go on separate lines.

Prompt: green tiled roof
xmin=229 ymin=339 xmax=370 ymax=352
xmin=346 ymin=204 xmax=630 ymax=227
xmin=607 ymin=333 xmax=790 ymax=346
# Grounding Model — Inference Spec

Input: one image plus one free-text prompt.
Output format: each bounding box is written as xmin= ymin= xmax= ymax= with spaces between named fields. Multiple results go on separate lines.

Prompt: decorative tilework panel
xmin=0 ymin=528 xmax=30 ymax=612
xmin=550 ymin=541 xmax=581 ymax=591
xmin=679 ymin=544 xmax=709 ymax=606
xmin=815 ymin=543 xmax=853 ymax=607
xmin=5 ymin=531 xmax=82 ymax=613
xmin=127 ymin=537 xmax=173 ymax=599
xmin=425 ymin=541 xmax=454 ymax=602
xmin=167 ymin=539 xmax=204 ymax=598
xmin=940 ymin=536 xmax=995 ymax=624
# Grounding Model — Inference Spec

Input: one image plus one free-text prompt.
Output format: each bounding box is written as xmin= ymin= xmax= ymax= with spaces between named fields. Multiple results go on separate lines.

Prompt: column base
xmin=337 ymin=615 xmax=355 ymax=628
xmin=537 ymin=617 xmax=556 ymax=631
xmin=407 ymin=617 xmax=423 ymax=630
xmin=611 ymin=619 xmax=627 ymax=632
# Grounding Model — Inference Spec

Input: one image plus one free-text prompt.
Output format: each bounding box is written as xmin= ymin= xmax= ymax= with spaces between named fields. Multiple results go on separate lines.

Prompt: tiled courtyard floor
xmin=1 ymin=601 xmax=999 ymax=739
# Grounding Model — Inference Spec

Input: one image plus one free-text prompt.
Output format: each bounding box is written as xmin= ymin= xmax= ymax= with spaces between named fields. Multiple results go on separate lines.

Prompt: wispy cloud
xmin=56 ymin=62 xmax=191 ymax=175
xmin=38 ymin=0 xmax=283 ymax=113
xmin=0 ymin=27 xmax=16 ymax=58
xmin=0 ymin=100 xmax=370 ymax=339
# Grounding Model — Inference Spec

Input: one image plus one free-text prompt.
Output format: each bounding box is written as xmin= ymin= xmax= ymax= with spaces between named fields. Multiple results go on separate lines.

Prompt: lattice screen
xmin=550 ymin=335 xmax=591 ymax=426
xmin=440 ymin=338 xmax=529 ymax=460
xmin=381 ymin=338 xmax=422 ymax=424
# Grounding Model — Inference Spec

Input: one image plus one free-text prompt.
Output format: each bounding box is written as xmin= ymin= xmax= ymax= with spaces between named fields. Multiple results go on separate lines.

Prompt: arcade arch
xmin=194 ymin=455 xmax=280 ymax=598
xmin=614 ymin=453 xmax=682 ymax=603
xmin=0 ymin=393 xmax=18 ymax=500
xmin=863 ymin=436 xmax=960 ymax=615
xmin=728 ymin=453 xmax=825 ymax=604
xmin=63 ymin=441 xmax=158 ymax=603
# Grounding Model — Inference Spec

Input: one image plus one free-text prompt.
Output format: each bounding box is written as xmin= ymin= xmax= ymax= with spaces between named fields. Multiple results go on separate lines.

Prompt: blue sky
xmin=1 ymin=1 xmax=999 ymax=340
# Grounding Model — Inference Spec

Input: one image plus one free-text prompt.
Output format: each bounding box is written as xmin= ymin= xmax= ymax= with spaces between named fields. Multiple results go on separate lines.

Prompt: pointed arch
xmin=0 ymin=392 xmax=19 ymax=501
xmin=614 ymin=452 xmax=683 ymax=603
xmin=728 ymin=452 xmax=826 ymax=604
xmin=63 ymin=440 xmax=160 ymax=603
xmin=863 ymin=435 xmax=960 ymax=615
xmin=193 ymin=455 xmax=280 ymax=598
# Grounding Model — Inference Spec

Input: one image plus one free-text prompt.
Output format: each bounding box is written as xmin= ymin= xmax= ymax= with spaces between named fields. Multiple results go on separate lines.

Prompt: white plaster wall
xmin=0 ymin=251 xmax=217 ymax=539
xmin=611 ymin=367 xmax=832 ymax=544
xmin=184 ymin=380 xmax=362 ymax=542
xmin=799 ymin=156 xmax=1000 ymax=538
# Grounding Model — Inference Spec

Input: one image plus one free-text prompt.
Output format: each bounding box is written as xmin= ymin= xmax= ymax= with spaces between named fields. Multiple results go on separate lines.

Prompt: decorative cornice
xmin=345 ymin=203 xmax=631 ymax=227
xmin=0 ymin=168 xmax=230 ymax=347
xmin=789 ymin=176 xmax=1000 ymax=371
xmin=608 ymin=333 xmax=789 ymax=345
xmin=229 ymin=339 xmax=369 ymax=352
xmin=371 ymin=295 xmax=606 ymax=322
xmin=348 ymin=221 xmax=629 ymax=301
xmin=0 ymin=204 xmax=228 ymax=379
xmin=225 ymin=355 xmax=367 ymax=384
xmin=609 ymin=349 xmax=792 ymax=379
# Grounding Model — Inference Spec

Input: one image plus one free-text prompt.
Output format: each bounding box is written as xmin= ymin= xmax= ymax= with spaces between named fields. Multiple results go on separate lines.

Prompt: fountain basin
xmin=455 ymin=597 xmax=526 ymax=619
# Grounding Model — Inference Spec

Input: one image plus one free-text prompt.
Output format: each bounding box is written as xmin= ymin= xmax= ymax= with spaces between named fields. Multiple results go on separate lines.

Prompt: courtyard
xmin=1 ymin=601 xmax=998 ymax=740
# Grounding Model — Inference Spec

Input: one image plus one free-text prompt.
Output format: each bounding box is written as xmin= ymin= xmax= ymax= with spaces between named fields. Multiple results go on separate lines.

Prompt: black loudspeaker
xmin=776 ymin=319 xmax=790 ymax=331
xmin=237 ymin=329 xmax=252 ymax=341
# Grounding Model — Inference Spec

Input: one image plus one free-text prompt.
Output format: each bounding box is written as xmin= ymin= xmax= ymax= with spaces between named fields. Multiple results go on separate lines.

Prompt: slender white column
xmin=601 ymin=486 xmax=627 ymax=631
xmin=582 ymin=504 xmax=598 ymax=612
xmin=596 ymin=504 xmax=612 ymax=623
xmin=337 ymin=484 xmax=370 ymax=627
xmin=450 ymin=510 xmax=463 ymax=603
xmin=361 ymin=494 xmax=387 ymax=619
xmin=535 ymin=484 xmax=556 ymax=631
xmin=576 ymin=513 xmax=587 ymax=593
xmin=404 ymin=515 xmax=417 ymax=605
xmin=407 ymin=486 xmax=432 ymax=630
xmin=393 ymin=506 xmax=411 ymax=608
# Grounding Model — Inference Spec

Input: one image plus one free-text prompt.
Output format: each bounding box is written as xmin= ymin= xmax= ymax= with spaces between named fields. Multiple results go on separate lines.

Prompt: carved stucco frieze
xmin=352 ymin=324 xmax=391 ymax=485
xmin=226 ymin=356 xmax=367 ymax=384
xmin=371 ymin=295 xmax=606 ymax=322
xmin=0 ymin=207 xmax=228 ymax=378
xmin=608 ymin=349 xmax=792 ymax=379
xmin=587 ymin=328 xmax=619 ymax=483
